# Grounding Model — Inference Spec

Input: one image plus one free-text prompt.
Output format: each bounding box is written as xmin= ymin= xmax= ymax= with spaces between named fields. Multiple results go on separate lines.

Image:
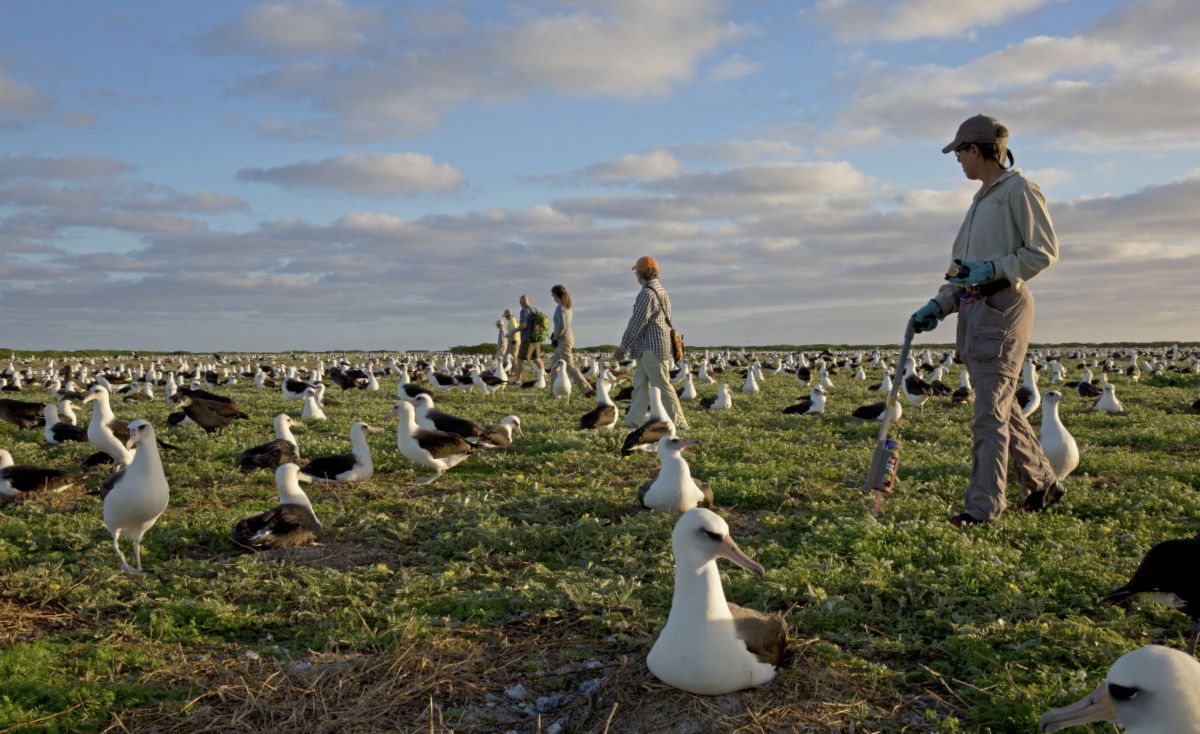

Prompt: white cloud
xmin=826 ymin=24 xmax=1200 ymax=152
xmin=224 ymin=1 xmax=746 ymax=141
xmin=708 ymin=54 xmax=760 ymax=82
xmin=671 ymin=139 xmax=807 ymax=163
xmin=584 ymin=150 xmax=681 ymax=183
xmin=237 ymin=153 xmax=466 ymax=196
xmin=815 ymin=0 xmax=1053 ymax=42
xmin=203 ymin=0 xmax=381 ymax=57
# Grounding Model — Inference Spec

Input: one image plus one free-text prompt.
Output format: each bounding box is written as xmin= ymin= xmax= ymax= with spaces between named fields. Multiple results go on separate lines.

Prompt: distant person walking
xmin=495 ymin=319 xmax=507 ymax=360
xmin=502 ymin=308 xmax=520 ymax=365
xmin=550 ymin=285 xmax=594 ymax=396
xmin=614 ymin=256 xmax=688 ymax=430
xmin=910 ymin=114 xmax=1061 ymax=527
xmin=512 ymin=294 xmax=544 ymax=383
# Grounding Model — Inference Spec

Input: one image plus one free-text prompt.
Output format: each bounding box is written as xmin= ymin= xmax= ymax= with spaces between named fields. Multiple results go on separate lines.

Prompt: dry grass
xmin=108 ymin=617 xmax=948 ymax=734
xmin=0 ymin=600 xmax=76 ymax=646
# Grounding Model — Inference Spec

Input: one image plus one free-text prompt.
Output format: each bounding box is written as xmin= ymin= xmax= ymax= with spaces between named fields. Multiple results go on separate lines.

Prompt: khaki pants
xmin=626 ymin=355 xmax=688 ymax=429
xmin=551 ymin=340 xmax=593 ymax=393
xmin=956 ymin=285 xmax=1057 ymax=521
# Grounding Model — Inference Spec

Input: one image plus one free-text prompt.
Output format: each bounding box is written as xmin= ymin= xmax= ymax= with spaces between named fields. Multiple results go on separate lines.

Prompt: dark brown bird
xmin=0 ymin=398 xmax=44 ymax=430
xmin=173 ymin=394 xmax=249 ymax=435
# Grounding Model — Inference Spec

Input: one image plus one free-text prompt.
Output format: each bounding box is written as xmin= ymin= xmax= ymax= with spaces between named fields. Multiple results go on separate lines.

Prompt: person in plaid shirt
xmin=613 ymin=256 xmax=688 ymax=430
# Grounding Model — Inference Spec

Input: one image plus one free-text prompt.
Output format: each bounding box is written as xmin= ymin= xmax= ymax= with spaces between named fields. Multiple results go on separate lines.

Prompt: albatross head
xmin=672 ymin=508 xmax=764 ymax=578
xmin=500 ymin=415 xmax=524 ymax=437
xmin=125 ymin=418 xmax=156 ymax=449
xmin=82 ymin=384 xmax=108 ymax=404
xmin=1039 ymin=645 xmax=1200 ymax=733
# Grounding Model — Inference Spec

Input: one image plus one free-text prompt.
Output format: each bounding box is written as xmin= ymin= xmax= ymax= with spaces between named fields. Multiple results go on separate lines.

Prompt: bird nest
xmin=104 ymin=616 xmax=950 ymax=733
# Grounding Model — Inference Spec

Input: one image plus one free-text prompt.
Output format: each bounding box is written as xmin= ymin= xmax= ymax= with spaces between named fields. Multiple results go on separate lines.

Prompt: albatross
xmin=647 ymin=508 xmax=786 ymax=695
xmin=299 ymin=421 xmax=380 ymax=482
xmin=579 ymin=372 xmax=619 ymax=430
xmin=1039 ymin=645 xmax=1200 ymax=732
xmin=621 ymin=386 xmax=675 ymax=457
xmin=238 ymin=413 xmax=300 ymax=473
xmin=638 ymin=436 xmax=713 ymax=513
xmin=231 ymin=463 xmax=322 ymax=551
xmin=0 ymin=449 xmax=78 ymax=497
xmin=100 ymin=419 xmax=170 ymax=574
xmin=387 ymin=401 xmax=474 ymax=483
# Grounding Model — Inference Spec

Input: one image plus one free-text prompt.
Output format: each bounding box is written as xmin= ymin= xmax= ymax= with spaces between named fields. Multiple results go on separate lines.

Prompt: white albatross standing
xmin=82 ymin=385 xmax=134 ymax=466
xmin=647 ymin=508 xmax=786 ymax=695
xmin=551 ymin=359 xmax=571 ymax=400
xmin=387 ymin=401 xmax=475 ymax=483
xmin=101 ymin=419 xmax=169 ymax=574
xmin=1039 ymin=391 xmax=1079 ymax=481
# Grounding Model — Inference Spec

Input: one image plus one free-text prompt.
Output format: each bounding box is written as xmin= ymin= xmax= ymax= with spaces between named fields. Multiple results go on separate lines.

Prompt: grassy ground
xmin=1 ymin=350 xmax=1199 ymax=733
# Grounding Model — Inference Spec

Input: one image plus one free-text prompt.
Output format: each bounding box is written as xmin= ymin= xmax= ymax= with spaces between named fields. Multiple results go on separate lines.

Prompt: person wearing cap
xmin=502 ymin=308 xmax=520 ymax=364
xmin=614 ymin=256 xmax=688 ymax=430
xmin=910 ymin=114 xmax=1062 ymax=527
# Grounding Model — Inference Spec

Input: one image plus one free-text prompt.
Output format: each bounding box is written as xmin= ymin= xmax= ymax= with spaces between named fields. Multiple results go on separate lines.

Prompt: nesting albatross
xmin=231 ymin=463 xmax=322 ymax=551
xmin=647 ymin=508 xmax=786 ymax=695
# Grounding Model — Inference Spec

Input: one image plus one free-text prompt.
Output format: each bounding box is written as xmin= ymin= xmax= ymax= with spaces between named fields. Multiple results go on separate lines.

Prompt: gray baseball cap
xmin=942 ymin=114 xmax=1007 ymax=154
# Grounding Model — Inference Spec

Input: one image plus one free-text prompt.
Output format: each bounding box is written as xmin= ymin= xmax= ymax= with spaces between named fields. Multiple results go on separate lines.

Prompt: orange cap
xmin=632 ymin=255 xmax=658 ymax=272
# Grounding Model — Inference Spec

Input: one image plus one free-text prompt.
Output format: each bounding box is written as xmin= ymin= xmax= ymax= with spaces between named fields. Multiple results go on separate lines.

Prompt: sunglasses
xmin=954 ymin=143 xmax=975 ymax=160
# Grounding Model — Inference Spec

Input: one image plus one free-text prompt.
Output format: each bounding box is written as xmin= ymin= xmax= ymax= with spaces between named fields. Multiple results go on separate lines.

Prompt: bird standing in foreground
xmin=388 ymin=401 xmax=475 ymax=483
xmin=647 ymin=508 xmax=786 ymax=695
xmin=1039 ymin=391 xmax=1079 ymax=481
xmin=101 ymin=419 xmax=169 ymax=574
xmin=1039 ymin=645 xmax=1200 ymax=733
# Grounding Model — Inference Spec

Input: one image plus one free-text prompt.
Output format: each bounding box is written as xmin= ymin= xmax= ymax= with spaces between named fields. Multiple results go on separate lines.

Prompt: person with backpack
xmin=513 ymin=294 xmax=546 ymax=383
xmin=614 ymin=256 xmax=688 ymax=430
xmin=549 ymin=284 xmax=595 ymax=396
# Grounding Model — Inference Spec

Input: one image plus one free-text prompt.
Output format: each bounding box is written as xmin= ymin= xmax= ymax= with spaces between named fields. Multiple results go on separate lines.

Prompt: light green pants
xmin=626 ymin=355 xmax=688 ymax=429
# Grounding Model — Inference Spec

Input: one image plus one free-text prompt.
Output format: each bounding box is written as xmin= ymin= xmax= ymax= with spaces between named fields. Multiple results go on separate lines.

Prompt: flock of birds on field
xmin=2 ymin=344 xmax=1200 ymax=730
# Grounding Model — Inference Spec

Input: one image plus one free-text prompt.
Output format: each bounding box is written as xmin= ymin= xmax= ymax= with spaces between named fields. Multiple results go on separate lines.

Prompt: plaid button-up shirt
xmin=620 ymin=279 xmax=672 ymax=361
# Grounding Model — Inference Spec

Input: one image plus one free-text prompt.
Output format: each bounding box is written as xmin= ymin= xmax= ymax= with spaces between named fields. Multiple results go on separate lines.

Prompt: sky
xmin=2 ymin=0 xmax=1199 ymax=352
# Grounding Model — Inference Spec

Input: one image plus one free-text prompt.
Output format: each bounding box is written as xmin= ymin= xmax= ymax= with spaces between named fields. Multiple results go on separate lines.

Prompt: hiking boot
xmin=1023 ymin=482 xmax=1066 ymax=512
xmin=949 ymin=512 xmax=983 ymax=528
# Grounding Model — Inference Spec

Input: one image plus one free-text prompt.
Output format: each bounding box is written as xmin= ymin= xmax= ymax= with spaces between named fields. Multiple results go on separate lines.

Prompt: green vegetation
xmin=0 ymin=354 xmax=1197 ymax=732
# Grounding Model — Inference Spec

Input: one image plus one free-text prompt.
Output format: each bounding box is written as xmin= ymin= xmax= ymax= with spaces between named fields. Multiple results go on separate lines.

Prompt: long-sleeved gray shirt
xmin=933 ymin=170 xmax=1059 ymax=317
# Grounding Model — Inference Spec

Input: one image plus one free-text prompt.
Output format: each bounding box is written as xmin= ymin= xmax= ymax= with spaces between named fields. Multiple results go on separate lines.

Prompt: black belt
xmin=972 ymin=278 xmax=1011 ymax=297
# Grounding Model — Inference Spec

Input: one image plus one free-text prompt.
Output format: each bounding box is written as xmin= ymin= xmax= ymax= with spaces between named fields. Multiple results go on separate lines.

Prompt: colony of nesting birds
xmin=2 ymin=345 xmax=1200 ymax=729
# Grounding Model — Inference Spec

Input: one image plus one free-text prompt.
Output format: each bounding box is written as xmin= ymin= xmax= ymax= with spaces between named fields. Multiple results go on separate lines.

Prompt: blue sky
xmin=2 ymin=0 xmax=1198 ymax=351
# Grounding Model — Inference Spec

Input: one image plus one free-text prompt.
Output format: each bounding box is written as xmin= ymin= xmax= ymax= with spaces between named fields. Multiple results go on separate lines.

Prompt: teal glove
xmin=912 ymin=300 xmax=942 ymax=333
xmin=945 ymin=259 xmax=995 ymax=286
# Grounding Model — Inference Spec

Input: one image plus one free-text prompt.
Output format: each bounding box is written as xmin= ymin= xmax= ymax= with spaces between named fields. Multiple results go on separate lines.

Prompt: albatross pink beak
xmin=1038 ymin=681 xmax=1116 ymax=732
xmin=718 ymin=534 xmax=765 ymax=578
